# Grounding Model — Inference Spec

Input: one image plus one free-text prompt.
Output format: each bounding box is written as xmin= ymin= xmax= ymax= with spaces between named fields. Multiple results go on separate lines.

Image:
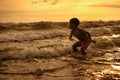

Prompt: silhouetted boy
xmin=69 ymin=18 xmax=95 ymax=56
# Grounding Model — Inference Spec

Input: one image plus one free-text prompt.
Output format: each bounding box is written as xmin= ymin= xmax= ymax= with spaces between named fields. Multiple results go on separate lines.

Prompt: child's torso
xmin=72 ymin=28 xmax=90 ymax=41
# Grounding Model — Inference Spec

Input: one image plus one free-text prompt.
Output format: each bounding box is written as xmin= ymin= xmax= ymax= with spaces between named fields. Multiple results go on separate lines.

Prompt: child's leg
xmin=72 ymin=41 xmax=81 ymax=52
xmin=80 ymin=41 xmax=90 ymax=55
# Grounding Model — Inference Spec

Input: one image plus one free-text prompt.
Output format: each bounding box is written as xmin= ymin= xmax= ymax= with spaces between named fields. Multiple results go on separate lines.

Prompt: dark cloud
xmin=51 ymin=0 xmax=59 ymax=5
xmin=43 ymin=0 xmax=48 ymax=2
xmin=31 ymin=0 xmax=59 ymax=5
xmin=31 ymin=1 xmax=39 ymax=4
xmin=90 ymin=4 xmax=120 ymax=8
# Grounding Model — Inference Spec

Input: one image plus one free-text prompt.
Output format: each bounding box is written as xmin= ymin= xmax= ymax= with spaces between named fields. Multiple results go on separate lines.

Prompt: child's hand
xmin=69 ymin=39 xmax=74 ymax=41
xmin=91 ymin=40 xmax=96 ymax=44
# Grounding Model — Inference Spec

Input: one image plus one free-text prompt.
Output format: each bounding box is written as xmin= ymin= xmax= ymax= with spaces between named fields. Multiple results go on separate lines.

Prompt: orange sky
xmin=0 ymin=0 xmax=120 ymax=22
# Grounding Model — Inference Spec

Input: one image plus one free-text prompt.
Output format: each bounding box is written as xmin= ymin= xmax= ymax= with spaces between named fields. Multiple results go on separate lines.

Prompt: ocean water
xmin=0 ymin=23 xmax=120 ymax=80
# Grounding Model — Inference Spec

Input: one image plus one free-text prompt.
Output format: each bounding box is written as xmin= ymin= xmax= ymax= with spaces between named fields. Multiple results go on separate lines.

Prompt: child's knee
xmin=72 ymin=44 xmax=76 ymax=49
xmin=72 ymin=45 xmax=77 ymax=50
xmin=72 ymin=45 xmax=79 ymax=52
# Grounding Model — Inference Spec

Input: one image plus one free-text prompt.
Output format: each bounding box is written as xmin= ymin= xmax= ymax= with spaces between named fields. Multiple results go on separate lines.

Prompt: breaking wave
xmin=0 ymin=30 xmax=68 ymax=43
xmin=0 ymin=23 xmax=120 ymax=60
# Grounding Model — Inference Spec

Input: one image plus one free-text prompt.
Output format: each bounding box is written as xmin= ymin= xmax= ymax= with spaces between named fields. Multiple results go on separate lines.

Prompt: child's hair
xmin=70 ymin=18 xmax=80 ymax=27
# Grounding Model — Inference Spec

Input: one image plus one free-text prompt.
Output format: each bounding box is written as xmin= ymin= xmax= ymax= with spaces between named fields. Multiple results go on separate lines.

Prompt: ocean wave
xmin=0 ymin=45 xmax=71 ymax=60
xmin=0 ymin=36 xmax=120 ymax=60
xmin=0 ymin=25 xmax=120 ymax=60
xmin=0 ymin=30 xmax=68 ymax=43
xmin=89 ymin=27 xmax=112 ymax=37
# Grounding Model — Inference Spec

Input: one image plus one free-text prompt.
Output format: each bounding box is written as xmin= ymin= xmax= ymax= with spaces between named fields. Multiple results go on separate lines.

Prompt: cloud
xmin=90 ymin=4 xmax=120 ymax=8
xmin=42 ymin=0 xmax=48 ymax=2
xmin=31 ymin=0 xmax=59 ymax=5
xmin=31 ymin=1 xmax=39 ymax=4
xmin=51 ymin=0 xmax=59 ymax=5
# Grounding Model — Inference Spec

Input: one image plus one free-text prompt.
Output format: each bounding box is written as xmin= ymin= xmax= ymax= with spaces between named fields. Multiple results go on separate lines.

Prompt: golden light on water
xmin=0 ymin=0 xmax=120 ymax=22
xmin=112 ymin=65 xmax=120 ymax=70
xmin=112 ymin=34 xmax=120 ymax=38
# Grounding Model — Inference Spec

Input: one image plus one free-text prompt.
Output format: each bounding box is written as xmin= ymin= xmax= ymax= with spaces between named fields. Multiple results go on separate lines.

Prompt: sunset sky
xmin=0 ymin=0 xmax=120 ymax=22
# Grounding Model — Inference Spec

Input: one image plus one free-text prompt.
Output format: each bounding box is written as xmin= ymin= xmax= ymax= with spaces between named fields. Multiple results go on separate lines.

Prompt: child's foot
xmin=82 ymin=55 xmax=89 ymax=60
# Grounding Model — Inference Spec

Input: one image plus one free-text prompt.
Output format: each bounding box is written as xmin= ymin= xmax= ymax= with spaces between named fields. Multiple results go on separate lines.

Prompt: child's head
xmin=69 ymin=18 xmax=80 ymax=29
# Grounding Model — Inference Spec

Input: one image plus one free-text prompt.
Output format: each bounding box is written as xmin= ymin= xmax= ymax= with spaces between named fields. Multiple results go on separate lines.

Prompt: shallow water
xmin=0 ymin=26 xmax=120 ymax=80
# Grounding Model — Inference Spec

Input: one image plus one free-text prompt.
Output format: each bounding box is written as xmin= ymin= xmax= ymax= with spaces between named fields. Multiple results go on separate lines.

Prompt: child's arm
xmin=69 ymin=31 xmax=74 ymax=41
xmin=91 ymin=40 xmax=96 ymax=43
